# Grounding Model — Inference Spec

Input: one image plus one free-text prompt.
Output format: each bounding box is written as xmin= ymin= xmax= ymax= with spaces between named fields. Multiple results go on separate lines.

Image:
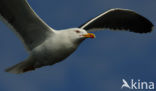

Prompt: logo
xmin=121 ymin=79 xmax=155 ymax=90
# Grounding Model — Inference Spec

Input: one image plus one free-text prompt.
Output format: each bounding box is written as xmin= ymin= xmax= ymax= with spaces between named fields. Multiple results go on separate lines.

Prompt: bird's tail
xmin=5 ymin=57 xmax=36 ymax=74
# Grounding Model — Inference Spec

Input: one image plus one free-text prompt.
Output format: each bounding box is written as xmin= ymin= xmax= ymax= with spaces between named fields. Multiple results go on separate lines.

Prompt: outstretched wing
xmin=80 ymin=8 xmax=154 ymax=33
xmin=0 ymin=0 xmax=54 ymax=50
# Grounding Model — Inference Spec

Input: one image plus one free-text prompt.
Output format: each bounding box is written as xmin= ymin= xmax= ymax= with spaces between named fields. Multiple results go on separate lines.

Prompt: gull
xmin=0 ymin=0 xmax=153 ymax=74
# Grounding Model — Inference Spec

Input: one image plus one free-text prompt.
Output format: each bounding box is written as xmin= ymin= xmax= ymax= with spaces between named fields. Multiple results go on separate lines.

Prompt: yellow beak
xmin=83 ymin=33 xmax=95 ymax=38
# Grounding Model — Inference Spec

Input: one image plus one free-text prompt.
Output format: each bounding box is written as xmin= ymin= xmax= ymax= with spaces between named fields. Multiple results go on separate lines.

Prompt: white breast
xmin=30 ymin=34 xmax=78 ymax=66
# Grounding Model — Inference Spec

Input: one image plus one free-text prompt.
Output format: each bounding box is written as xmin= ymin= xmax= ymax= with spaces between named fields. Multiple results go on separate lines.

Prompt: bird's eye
xmin=75 ymin=30 xmax=80 ymax=33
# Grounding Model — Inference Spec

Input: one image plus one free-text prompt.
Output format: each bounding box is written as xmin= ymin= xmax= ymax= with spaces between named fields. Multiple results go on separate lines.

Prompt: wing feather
xmin=0 ymin=0 xmax=54 ymax=50
xmin=80 ymin=8 xmax=154 ymax=33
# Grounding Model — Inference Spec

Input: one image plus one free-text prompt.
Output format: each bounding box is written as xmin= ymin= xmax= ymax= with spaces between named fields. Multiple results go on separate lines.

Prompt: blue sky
xmin=0 ymin=0 xmax=156 ymax=91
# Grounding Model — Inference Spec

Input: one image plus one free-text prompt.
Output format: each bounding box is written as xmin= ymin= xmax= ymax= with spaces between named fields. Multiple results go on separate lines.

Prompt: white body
xmin=6 ymin=28 xmax=88 ymax=73
xmin=31 ymin=30 xmax=79 ymax=67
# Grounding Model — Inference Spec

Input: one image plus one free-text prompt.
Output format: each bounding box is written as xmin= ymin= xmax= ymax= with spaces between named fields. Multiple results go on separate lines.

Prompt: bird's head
xmin=60 ymin=28 xmax=95 ymax=44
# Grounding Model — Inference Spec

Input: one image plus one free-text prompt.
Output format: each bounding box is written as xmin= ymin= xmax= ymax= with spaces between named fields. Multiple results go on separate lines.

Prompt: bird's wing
xmin=79 ymin=8 xmax=154 ymax=33
xmin=0 ymin=0 xmax=54 ymax=50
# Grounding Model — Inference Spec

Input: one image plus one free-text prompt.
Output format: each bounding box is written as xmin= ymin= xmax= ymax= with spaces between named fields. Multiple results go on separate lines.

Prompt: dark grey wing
xmin=79 ymin=8 xmax=154 ymax=33
xmin=0 ymin=0 xmax=54 ymax=50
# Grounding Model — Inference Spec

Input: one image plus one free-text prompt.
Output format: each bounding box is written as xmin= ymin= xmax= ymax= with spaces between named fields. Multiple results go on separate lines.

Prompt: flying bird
xmin=0 ymin=0 xmax=153 ymax=74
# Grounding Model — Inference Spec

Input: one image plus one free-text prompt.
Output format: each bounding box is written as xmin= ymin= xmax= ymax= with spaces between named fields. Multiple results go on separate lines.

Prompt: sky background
xmin=0 ymin=0 xmax=156 ymax=91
